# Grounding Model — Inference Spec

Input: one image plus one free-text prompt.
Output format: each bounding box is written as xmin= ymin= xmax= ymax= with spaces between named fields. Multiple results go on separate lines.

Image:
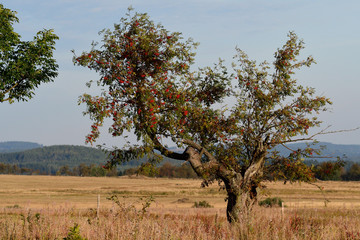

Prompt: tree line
xmin=0 ymin=161 xmax=198 ymax=178
xmin=312 ymin=160 xmax=360 ymax=181
xmin=2 ymin=160 xmax=360 ymax=181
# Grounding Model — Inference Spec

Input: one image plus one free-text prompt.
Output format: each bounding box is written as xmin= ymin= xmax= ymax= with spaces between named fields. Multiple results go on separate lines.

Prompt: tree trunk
xmin=180 ymin=143 xmax=263 ymax=224
xmin=226 ymin=190 xmax=256 ymax=223
xmin=249 ymin=180 xmax=258 ymax=203
xmin=226 ymin=191 xmax=241 ymax=223
xmin=224 ymin=178 xmax=259 ymax=224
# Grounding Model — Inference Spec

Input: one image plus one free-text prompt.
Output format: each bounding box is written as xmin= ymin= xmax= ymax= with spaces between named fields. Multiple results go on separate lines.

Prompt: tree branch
xmin=0 ymin=82 xmax=21 ymax=102
xmin=185 ymin=147 xmax=217 ymax=177
xmin=181 ymin=139 xmax=217 ymax=162
xmin=3 ymin=82 xmax=20 ymax=95
xmin=150 ymin=134 xmax=189 ymax=161
xmin=277 ymin=125 xmax=360 ymax=145
xmin=182 ymin=138 xmax=236 ymax=178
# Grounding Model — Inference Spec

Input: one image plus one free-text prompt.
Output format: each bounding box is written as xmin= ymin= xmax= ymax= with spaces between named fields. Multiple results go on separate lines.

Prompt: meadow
xmin=0 ymin=175 xmax=360 ymax=239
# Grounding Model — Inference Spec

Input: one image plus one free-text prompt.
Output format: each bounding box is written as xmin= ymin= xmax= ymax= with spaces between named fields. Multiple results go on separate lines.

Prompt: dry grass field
xmin=0 ymin=175 xmax=360 ymax=239
xmin=1 ymin=175 xmax=360 ymax=209
xmin=0 ymin=175 xmax=227 ymax=209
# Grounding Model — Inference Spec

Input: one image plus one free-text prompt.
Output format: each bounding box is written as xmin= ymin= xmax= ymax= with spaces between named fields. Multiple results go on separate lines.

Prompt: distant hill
xmin=0 ymin=141 xmax=43 ymax=153
xmin=1 ymin=141 xmax=359 ymax=174
xmin=275 ymin=142 xmax=360 ymax=162
xmin=0 ymin=145 xmax=109 ymax=172
xmin=0 ymin=143 xmax=180 ymax=174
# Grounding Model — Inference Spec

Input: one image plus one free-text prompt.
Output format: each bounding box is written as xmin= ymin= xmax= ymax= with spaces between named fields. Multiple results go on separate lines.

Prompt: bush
xmin=192 ymin=200 xmax=213 ymax=208
xmin=63 ymin=223 xmax=87 ymax=240
xmin=259 ymin=197 xmax=283 ymax=208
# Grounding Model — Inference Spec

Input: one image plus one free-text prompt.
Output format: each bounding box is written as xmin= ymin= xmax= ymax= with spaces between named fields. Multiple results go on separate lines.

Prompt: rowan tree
xmin=74 ymin=9 xmax=331 ymax=224
xmin=215 ymin=32 xmax=333 ymax=222
xmin=0 ymin=4 xmax=58 ymax=103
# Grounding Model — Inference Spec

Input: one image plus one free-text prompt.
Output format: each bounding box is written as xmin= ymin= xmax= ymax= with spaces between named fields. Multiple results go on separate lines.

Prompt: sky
xmin=1 ymin=0 xmax=360 ymax=147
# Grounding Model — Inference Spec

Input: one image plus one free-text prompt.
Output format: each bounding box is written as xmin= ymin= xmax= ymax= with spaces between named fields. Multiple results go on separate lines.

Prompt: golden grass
xmin=1 ymin=201 xmax=360 ymax=239
xmin=264 ymin=180 xmax=360 ymax=208
xmin=0 ymin=175 xmax=226 ymax=209
xmin=1 ymin=175 xmax=360 ymax=239
xmin=1 ymin=175 xmax=360 ymax=209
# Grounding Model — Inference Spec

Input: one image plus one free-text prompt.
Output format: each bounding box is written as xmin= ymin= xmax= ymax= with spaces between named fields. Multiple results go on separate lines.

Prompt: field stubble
xmin=0 ymin=175 xmax=360 ymax=239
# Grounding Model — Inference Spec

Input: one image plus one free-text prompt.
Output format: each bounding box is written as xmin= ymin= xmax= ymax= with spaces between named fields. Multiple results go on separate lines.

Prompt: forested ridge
xmin=1 ymin=141 xmax=360 ymax=179
xmin=0 ymin=145 xmax=106 ymax=172
xmin=0 ymin=142 xmax=182 ymax=175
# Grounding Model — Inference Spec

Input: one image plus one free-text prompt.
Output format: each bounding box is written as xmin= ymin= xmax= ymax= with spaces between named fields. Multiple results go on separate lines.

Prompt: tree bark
xmin=226 ymin=191 xmax=241 ymax=223
xmin=225 ymin=182 xmax=258 ymax=223
xmin=222 ymin=163 xmax=263 ymax=224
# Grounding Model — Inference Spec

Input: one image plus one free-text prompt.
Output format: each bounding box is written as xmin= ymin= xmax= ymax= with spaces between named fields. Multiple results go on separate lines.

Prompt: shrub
xmin=192 ymin=200 xmax=213 ymax=208
xmin=259 ymin=197 xmax=283 ymax=207
xmin=63 ymin=223 xmax=87 ymax=240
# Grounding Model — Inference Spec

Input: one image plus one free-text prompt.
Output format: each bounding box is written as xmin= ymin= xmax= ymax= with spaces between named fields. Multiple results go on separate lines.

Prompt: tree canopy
xmin=74 ymin=9 xmax=332 ymax=223
xmin=0 ymin=4 xmax=58 ymax=103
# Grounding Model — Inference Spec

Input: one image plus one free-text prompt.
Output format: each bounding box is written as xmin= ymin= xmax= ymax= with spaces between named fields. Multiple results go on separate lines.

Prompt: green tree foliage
xmin=258 ymin=197 xmax=284 ymax=208
xmin=55 ymin=163 xmax=115 ymax=177
xmin=160 ymin=162 xmax=197 ymax=178
xmin=63 ymin=223 xmax=87 ymax=240
xmin=0 ymin=145 xmax=107 ymax=171
xmin=314 ymin=160 xmax=345 ymax=180
xmin=136 ymin=162 xmax=159 ymax=177
xmin=74 ymin=163 xmax=92 ymax=176
xmin=123 ymin=162 xmax=198 ymax=178
xmin=342 ymin=163 xmax=360 ymax=181
xmin=72 ymin=163 xmax=117 ymax=177
xmin=74 ymin=9 xmax=331 ymax=223
xmin=56 ymin=165 xmax=72 ymax=176
xmin=0 ymin=4 xmax=58 ymax=103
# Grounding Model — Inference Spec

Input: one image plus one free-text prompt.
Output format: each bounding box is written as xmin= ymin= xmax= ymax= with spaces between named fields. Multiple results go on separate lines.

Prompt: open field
xmin=1 ymin=175 xmax=360 ymax=239
xmin=1 ymin=175 xmax=360 ymax=209
xmin=0 ymin=175 xmax=227 ymax=209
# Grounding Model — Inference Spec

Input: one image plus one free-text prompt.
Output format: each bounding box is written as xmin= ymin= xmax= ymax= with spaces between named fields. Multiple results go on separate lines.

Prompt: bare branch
xmin=278 ymin=125 xmax=360 ymax=145
xmin=182 ymin=139 xmax=217 ymax=162
xmin=281 ymin=143 xmax=295 ymax=152
xmin=315 ymin=126 xmax=360 ymax=135
xmin=150 ymin=134 xmax=188 ymax=161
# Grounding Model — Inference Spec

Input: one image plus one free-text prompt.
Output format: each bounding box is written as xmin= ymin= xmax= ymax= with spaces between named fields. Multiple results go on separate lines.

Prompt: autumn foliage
xmin=74 ymin=9 xmax=332 ymax=223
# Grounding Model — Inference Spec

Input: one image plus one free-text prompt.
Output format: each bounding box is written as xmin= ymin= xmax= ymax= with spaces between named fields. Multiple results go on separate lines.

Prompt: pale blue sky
xmin=1 ymin=0 xmax=359 ymax=146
